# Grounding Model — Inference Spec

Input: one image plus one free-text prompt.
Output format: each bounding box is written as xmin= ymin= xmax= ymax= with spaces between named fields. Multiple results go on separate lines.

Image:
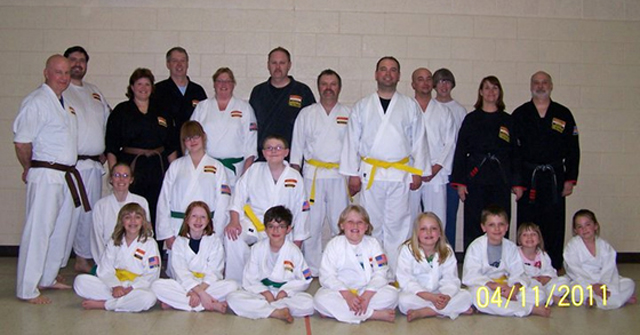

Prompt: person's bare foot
xmin=39 ymin=282 xmax=72 ymax=290
xmin=56 ymin=274 xmax=66 ymax=283
xmin=531 ymin=306 xmax=551 ymax=317
xmin=26 ymin=295 xmax=52 ymax=304
xmin=462 ymin=307 xmax=475 ymax=315
xmin=160 ymin=302 xmax=173 ymax=310
xmin=626 ymin=295 xmax=637 ymax=305
xmin=74 ymin=257 xmax=93 ymax=273
xmin=406 ymin=307 xmax=437 ymax=322
xmin=211 ymin=301 xmax=227 ymax=314
xmin=270 ymin=308 xmax=293 ymax=323
xmin=82 ymin=300 xmax=106 ymax=310
xmin=370 ymin=309 xmax=396 ymax=322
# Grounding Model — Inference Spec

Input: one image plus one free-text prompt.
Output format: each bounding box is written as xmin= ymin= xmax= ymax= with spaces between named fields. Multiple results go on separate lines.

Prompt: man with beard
xmin=62 ymin=46 xmax=111 ymax=274
xmin=512 ymin=71 xmax=580 ymax=270
xmin=290 ymin=69 xmax=351 ymax=277
xmin=250 ymin=47 xmax=315 ymax=160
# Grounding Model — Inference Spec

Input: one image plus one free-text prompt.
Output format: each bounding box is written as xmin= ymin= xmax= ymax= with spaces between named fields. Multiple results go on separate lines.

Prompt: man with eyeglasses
xmin=61 ymin=46 xmax=111 ymax=274
xmin=155 ymin=47 xmax=207 ymax=156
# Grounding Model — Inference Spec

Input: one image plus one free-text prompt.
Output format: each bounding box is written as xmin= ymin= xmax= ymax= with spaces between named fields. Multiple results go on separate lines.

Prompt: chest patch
xmin=498 ymin=126 xmax=510 ymax=143
xmin=158 ymin=117 xmax=167 ymax=127
xmin=336 ymin=116 xmax=349 ymax=125
xmin=230 ymin=110 xmax=242 ymax=118
xmin=289 ymin=95 xmax=302 ymax=108
xmin=552 ymin=118 xmax=566 ymax=133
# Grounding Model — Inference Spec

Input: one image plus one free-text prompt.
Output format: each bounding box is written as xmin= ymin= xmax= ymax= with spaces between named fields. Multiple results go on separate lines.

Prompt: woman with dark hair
xmin=106 ymin=68 xmax=177 ymax=235
xmin=451 ymin=76 xmax=522 ymax=250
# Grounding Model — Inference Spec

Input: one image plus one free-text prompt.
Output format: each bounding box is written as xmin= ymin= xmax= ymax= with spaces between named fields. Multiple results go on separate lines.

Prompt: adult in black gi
xmin=513 ymin=71 xmax=580 ymax=270
xmin=249 ymin=47 xmax=315 ymax=160
xmin=451 ymin=76 xmax=523 ymax=250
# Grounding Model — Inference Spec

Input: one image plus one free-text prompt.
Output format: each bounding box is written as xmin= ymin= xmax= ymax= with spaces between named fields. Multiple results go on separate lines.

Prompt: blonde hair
xmin=516 ymin=222 xmax=545 ymax=252
xmin=178 ymin=201 xmax=214 ymax=237
xmin=112 ymin=203 xmax=153 ymax=246
xmin=572 ymin=209 xmax=601 ymax=236
xmin=402 ymin=212 xmax=450 ymax=265
xmin=337 ymin=205 xmax=373 ymax=235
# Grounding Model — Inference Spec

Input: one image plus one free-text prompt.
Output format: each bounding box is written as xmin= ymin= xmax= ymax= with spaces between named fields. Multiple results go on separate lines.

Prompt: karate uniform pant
xmin=314 ymin=286 xmax=399 ymax=324
xmin=73 ymin=274 xmax=157 ymax=312
xmin=409 ymin=182 xmax=447 ymax=228
xmin=16 ymin=170 xmax=74 ymax=300
xmin=463 ymin=184 xmax=511 ymax=251
xmin=569 ymin=278 xmax=635 ymax=310
xmin=227 ymin=289 xmax=314 ymax=319
xmin=530 ymin=276 xmax=570 ymax=306
xmin=470 ymin=285 xmax=542 ymax=317
xmin=360 ymin=181 xmax=411 ymax=273
xmin=302 ymin=177 xmax=349 ymax=276
xmin=445 ymin=182 xmax=460 ymax=249
xmin=152 ymin=278 xmax=238 ymax=312
xmin=224 ymin=222 xmax=262 ymax=283
xmin=398 ymin=289 xmax=473 ymax=320
xmin=65 ymin=161 xmax=104 ymax=264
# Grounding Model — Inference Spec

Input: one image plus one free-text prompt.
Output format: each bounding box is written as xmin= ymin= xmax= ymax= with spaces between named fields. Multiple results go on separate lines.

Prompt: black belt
xmin=30 ymin=160 xmax=91 ymax=211
xmin=525 ymin=162 xmax=561 ymax=204
xmin=468 ymin=153 xmax=508 ymax=185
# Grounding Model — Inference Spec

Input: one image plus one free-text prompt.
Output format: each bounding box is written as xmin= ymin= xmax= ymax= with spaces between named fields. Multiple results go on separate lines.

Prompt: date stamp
xmin=476 ymin=284 xmax=608 ymax=308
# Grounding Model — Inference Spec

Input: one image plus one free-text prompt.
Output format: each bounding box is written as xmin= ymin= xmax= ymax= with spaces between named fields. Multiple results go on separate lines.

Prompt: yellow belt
xmin=361 ymin=157 xmax=422 ymax=190
xmin=115 ymin=269 xmax=140 ymax=282
xmin=244 ymin=204 xmax=265 ymax=232
xmin=192 ymin=271 xmax=205 ymax=279
xmin=493 ymin=275 xmax=508 ymax=285
xmin=305 ymin=159 xmax=340 ymax=205
xmin=349 ymin=288 xmax=359 ymax=295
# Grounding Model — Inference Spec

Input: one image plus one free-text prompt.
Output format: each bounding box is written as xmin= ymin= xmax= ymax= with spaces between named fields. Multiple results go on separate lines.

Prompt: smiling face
xmin=166 ymin=50 xmax=188 ymax=79
xmin=530 ymin=71 xmax=553 ymax=100
xmin=183 ymin=133 xmax=204 ymax=155
xmin=44 ymin=55 xmax=71 ymax=97
xmin=187 ymin=206 xmax=210 ymax=238
xmin=67 ymin=51 xmax=87 ymax=82
xmin=122 ymin=210 xmax=144 ymax=239
xmin=131 ymin=77 xmax=153 ymax=102
xmin=110 ymin=165 xmax=133 ymax=193
xmin=265 ymin=219 xmax=291 ymax=247
xmin=340 ymin=210 xmax=369 ymax=245
xmin=481 ymin=214 xmax=509 ymax=245
xmin=480 ymin=80 xmax=500 ymax=107
xmin=262 ymin=138 xmax=289 ymax=164
xmin=573 ymin=215 xmax=599 ymax=242
xmin=411 ymin=68 xmax=433 ymax=97
xmin=518 ymin=228 xmax=541 ymax=250
xmin=213 ymin=71 xmax=235 ymax=100
xmin=318 ymin=73 xmax=341 ymax=103
xmin=417 ymin=216 xmax=442 ymax=253
xmin=375 ymin=58 xmax=400 ymax=91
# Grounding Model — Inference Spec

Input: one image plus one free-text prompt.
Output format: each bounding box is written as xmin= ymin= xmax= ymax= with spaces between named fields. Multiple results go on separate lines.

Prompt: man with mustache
xmin=290 ymin=69 xmax=351 ymax=277
xmin=250 ymin=47 xmax=315 ymax=160
xmin=62 ymin=46 xmax=111 ymax=274
xmin=512 ymin=71 xmax=580 ymax=270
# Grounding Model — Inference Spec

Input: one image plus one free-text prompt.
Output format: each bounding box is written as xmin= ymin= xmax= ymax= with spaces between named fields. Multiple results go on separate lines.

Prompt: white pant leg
xmin=67 ymin=163 xmax=103 ymax=263
xmin=368 ymin=285 xmax=399 ymax=310
xmin=471 ymin=285 xmax=535 ymax=317
xmin=570 ymin=278 xmax=635 ymax=310
xmin=360 ymin=183 xmax=384 ymax=248
xmin=420 ymin=183 xmax=447 ymax=229
xmin=224 ymin=222 xmax=260 ymax=283
xmin=314 ymin=287 xmax=372 ymax=324
xmin=271 ymin=292 xmax=314 ymax=317
xmin=227 ymin=290 xmax=276 ymax=319
xmin=398 ymin=289 xmax=472 ymax=320
xmin=409 ymin=187 xmax=422 ymax=225
xmin=152 ymin=279 xmax=203 ymax=311
xmin=74 ymin=274 xmax=113 ymax=301
xmin=381 ymin=182 xmax=411 ymax=273
xmin=74 ymin=274 xmax=156 ymax=312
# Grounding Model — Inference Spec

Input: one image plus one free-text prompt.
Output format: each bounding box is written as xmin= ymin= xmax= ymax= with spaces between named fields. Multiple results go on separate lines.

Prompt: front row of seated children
xmin=73 ymin=202 xmax=635 ymax=322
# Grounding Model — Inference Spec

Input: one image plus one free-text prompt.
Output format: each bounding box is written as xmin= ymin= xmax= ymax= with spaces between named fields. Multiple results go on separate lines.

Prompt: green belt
xmin=261 ymin=278 xmax=286 ymax=288
xmin=215 ymin=157 xmax=244 ymax=175
xmin=171 ymin=211 xmax=214 ymax=219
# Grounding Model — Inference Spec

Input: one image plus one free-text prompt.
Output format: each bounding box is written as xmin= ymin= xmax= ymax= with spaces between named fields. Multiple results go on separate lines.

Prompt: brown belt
xmin=77 ymin=155 xmax=101 ymax=162
xmin=30 ymin=160 xmax=91 ymax=212
xmin=122 ymin=146 xmax=165 ymax=174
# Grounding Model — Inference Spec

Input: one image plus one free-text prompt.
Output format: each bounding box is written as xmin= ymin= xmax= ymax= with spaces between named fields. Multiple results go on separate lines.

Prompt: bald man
xmin=13 ymin=54 xmax=89 ymax=304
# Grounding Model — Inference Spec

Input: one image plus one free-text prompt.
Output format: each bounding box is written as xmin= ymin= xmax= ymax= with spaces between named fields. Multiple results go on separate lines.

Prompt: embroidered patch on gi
xmin=284 ymin=260 xmax=294 ymax=272
xmin=249 ymin=122 xmax=258 ymax=131
xmin=191 ymin=99 xmax=199 ymax=107
xmin=288 ymin=95 xmax=302 ymax=108
xmin=204 ymin=165 xmax=217 ymax=174
xmin=498 ymin=126 xmax=510 ymax=142
xmin=230 ymin=110 xmax=242 ymax=118
xmin=302 ymin=201 xmax=310 ymax=212
xmin=68 ymin=106 xmax=76 ymax=115
xmin=92 ymin=93 xmax=102 ymax=102
xmin=158 ymin=117 xmax=167 ymax=127
xmin=221 ymin=184 xmax=231 ymax=196
xmin=551 ymin=118 xmax=566 ymax=133
xmin=375 ymin=254 xmax=388 ymax=267
xmin=284 ymin=179 xmax=297 ymax=188
xmin=303 ymin=268 xmax=312 ymax=280
xmin=336 ymin=116 xmax=349 ymax=125
xmin=134 ymin=248 xmax=145 ymax=260
xmin=149 ymin=256 xmax=160 ymax=269
xmin=573 ymin=125 xmax=579 ymax=136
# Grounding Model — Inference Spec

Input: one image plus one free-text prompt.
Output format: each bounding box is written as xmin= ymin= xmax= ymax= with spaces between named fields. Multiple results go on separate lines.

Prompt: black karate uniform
xmin=249 ymin=76 xmax=315 ymax=160
xmin=513 ymin=100 xmax=580 ymax=269
xmin=451 ymin=109 xmax=522 ymax=250
xmin=154 ymin=77 xmax=207 ymax=156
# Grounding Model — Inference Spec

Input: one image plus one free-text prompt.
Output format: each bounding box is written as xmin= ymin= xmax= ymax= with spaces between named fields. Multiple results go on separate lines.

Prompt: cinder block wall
xmin=1 ymin=0 xmax=639 ymax=251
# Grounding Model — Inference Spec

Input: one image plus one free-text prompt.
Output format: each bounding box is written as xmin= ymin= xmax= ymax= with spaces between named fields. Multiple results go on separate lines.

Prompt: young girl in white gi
xmin=517 ymin=222 xmax=568 ymax=305
xmin=563 ymin=209 xmax=636 ymax=309
xmin=462 ymin=205 xmax=550 ymax=317
xmin=152 ymin=201 xmax=238 ymax=312
xmin=224 ymin=135 xmax=310 ymax=283
xmin=314 ymin=205 xmax=398 ymax=323
xmin=73 ymin=203 xmax=159 ymax=312
xmin=396 ymin=212 xmax=473 ymax=321
xmin=227 ymin=206 xmax=314 ymax=323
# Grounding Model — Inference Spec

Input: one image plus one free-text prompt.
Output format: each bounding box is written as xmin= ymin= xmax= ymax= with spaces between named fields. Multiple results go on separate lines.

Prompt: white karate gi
xmin=409 ymin=99 xmax=455 ymax=224
xmin=190 ymin=97 xmax=258 ymax=186
xmin=314 ymin=235 xmax=399 ymax=324
xmin=73 ymin=236 xmax=160 ymax=312
xmin=340 ymin=92 xmax=430 ymax=272
xmin=290 ymin=102 xmax=351 ymax=276
xmin=64 ymin=82 xmax=110 ymax=262
xmin=224 ymin=162 xmax=310 ymax=282
xmin=518 ymin=247 xmax=569 ymax=304
xmin=227 ymin=239 xmax=313 ymax=318
xmin=563 ymin=236 xmax=635 ymax=310
xmin=91 ymin=192 xmax=150 ymax=261
xmin=462 ymin=235 xmax=542 ymax=317
xmin=152 ymin=234 xmax=238 ymax=311
xmin=13 ymin=83 xmax=78 ymax=300
xmin=156 ymin=155 xmax=231 ymax=241
xmin=396 ymin=244 xmax=472 ymax=319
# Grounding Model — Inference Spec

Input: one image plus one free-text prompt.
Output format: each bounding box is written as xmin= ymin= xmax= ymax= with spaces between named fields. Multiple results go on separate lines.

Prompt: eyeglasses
xmin=266 ymin=223 xmax=288 ymax=230
xmin=113 ymin=173 xmax=130 ymax=178
xmin=184 ymin=135 xmax=201 ymax=142
xmin=263 ymin=145 xmax=285 ymax=152
xmin=437 ymin=79 xmax=452 ymax=84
